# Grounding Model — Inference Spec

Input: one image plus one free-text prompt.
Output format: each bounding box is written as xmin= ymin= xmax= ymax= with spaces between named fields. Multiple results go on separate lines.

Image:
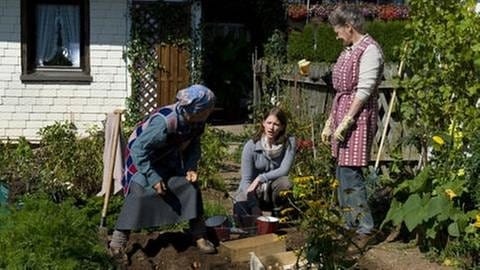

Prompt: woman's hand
xmin=186 ymin=170 xmax=198 ymax=182
xmin=153 ymin=181 xmax=167 ymax=195
xmin=247 ymin=177 xmax=261 ymax=193
xmin=321 ymin=116 xmax=333 ymax=145
xmin=333 ymin=115 xmax=355 ymax=142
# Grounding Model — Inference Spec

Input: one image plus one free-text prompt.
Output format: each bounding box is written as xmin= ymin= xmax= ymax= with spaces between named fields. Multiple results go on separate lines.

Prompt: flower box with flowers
xmin=289 ymin=3 xmax=409 ymax=22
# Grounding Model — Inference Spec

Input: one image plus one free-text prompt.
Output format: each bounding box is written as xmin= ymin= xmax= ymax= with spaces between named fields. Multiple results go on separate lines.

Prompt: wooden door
xmin=156 ymin=44 xmax=190 ymax=107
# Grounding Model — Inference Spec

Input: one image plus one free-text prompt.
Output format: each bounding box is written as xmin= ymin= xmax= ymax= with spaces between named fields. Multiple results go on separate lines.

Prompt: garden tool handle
xmin=374 ymin=56 xmax=406 ymax=170
xmin=100 ymin=110 xmax=122 ymax=227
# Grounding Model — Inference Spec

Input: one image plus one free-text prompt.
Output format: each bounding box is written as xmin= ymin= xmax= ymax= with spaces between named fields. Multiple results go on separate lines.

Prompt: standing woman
xmin=234 ymin=107 xmax=296 ymax=217
xmin=321 ymin=5 xmax=384 ymax=250
xmin=109 ymin=85 xmax=216 ymax=254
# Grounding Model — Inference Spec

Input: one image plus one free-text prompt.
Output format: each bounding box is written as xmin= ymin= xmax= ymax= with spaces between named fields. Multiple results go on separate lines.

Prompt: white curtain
xmin=35 ymin=5 xmax=57 ymax=66
xmin=35 ymin=4 xmax=80 ymax=67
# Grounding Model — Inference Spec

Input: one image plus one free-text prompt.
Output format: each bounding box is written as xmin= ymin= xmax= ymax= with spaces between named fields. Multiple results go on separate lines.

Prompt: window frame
xmin=20 ymin=0 xmax=92 ymax=83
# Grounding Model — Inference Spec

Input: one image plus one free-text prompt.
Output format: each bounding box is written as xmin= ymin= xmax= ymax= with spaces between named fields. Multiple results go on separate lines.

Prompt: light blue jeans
xmin=336 ymin=166 xmax=373 ymax=235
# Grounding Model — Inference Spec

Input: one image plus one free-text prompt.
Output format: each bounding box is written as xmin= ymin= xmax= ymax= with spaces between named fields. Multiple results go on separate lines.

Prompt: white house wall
xmin=0 ymin=0 xmax=130 ymax=142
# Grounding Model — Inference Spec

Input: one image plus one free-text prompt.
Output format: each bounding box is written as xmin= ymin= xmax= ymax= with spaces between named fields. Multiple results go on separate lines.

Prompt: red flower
xmin=297 ymin=139 xmax=314 ymax=151
xmin=288 ymin=4 xmax=308 ymax=21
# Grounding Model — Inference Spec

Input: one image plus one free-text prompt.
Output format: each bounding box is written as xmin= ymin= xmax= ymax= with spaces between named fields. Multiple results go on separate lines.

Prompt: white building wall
xmin=0 ymin=0 xmax=130 ymax=142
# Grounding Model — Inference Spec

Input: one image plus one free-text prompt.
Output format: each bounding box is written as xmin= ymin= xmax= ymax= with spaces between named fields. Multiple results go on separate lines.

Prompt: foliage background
xmin=381 ymin=0 xmax=480 ymax=267
xmin=287 ymin=20 xmax=411 ymax=63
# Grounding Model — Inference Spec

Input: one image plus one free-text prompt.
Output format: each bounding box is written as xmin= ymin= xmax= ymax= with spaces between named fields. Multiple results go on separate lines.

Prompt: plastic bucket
xmin=205 ymin=215 xmax=227 ymax=227
xmin=256 ymin=216 xmax=279 ymax=235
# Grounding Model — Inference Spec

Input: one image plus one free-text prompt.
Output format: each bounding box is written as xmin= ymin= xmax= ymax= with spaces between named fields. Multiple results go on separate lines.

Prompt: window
xmin=21 ymin=0 xmax=91 ymax=82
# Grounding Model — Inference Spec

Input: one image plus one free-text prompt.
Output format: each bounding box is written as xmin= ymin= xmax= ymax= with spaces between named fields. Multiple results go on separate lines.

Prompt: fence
xmin=277 ymin=72 xmax=419 ymax=177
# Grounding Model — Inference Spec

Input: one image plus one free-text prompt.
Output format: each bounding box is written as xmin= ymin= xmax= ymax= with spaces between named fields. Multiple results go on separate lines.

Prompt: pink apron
xmin=330 ymin=35 xmax=382 ymax=167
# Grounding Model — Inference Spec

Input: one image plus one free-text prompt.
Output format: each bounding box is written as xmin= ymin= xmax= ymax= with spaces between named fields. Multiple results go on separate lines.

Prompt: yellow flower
xmin=474 ymin=214 xmax=480 ymax=228
xmin=279 ymin=217 xmax=289 ymax=223
xmin=293 ymin=176 xmax=314 ymax=184
xmin=445 ymin=189 xmax=457 ymax=200
xmin=280 ymin=207 xmax=294 ymax=215
xmin=443 ymin=258 xmax=453 ymax=266
xmin=330 ymin=179 xmax=340 ymax=189
xmin=432 ymin=135 xmax=445 ymax=145
xmin=457 ymin=168 xmax=465 ymax=177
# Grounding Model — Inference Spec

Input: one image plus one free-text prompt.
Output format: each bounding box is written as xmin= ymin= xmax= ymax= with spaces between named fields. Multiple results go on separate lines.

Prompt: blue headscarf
xmin=176 ymin=84 xmax=216 ymax=115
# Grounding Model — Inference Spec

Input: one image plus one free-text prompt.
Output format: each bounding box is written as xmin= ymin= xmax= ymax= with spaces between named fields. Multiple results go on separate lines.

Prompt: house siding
xmin=0 ymin=0 xmax=130 ymax=142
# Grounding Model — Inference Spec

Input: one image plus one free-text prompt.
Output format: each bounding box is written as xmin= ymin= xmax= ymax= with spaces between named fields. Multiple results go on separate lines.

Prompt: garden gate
xmin=155 ymin=44 xmax=190 ymax=107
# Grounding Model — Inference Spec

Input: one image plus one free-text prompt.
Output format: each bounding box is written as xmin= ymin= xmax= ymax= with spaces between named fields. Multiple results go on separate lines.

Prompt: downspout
xmin=124 ymin=0 xmax=132 ymax=98
xmin=191 ymin=0 xmax=202 ymax=84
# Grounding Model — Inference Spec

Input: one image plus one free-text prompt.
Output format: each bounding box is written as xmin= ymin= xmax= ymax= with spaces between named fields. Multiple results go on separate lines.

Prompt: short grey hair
xmin=328 ymin=5 xmax=365 ymax=34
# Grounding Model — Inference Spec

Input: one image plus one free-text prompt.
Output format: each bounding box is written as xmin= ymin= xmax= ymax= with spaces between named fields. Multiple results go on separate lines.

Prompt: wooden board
xmin=218 ymin=233 xmax=286 ymax=263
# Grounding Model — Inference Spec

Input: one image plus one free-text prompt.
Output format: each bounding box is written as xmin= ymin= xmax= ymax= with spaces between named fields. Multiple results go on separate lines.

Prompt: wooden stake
xmin=100 ymin=110 xmax=122 ymax=227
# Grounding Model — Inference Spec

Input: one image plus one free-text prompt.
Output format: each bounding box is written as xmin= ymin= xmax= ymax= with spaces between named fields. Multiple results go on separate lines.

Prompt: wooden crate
xmin=218 ymin=233 xmax=286 ymax=263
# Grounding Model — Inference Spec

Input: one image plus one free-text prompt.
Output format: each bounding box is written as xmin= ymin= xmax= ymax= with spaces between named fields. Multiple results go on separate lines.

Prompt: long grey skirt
xmin=115 ymin=176 xmax=203 ymax=230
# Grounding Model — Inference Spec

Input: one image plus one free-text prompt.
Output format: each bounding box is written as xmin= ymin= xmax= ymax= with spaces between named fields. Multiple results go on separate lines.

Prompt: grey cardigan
xmin=237 ymin=136 xmax=296 ymax=193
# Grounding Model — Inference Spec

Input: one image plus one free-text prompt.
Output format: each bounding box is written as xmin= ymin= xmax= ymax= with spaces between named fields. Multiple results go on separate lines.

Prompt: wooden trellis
xmin=130 ymin=2 xmax=191 ymax=115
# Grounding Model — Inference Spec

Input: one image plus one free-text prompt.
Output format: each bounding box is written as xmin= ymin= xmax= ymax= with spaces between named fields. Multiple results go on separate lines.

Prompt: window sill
xmin=21 ymin=70 xmax=92 ymax=84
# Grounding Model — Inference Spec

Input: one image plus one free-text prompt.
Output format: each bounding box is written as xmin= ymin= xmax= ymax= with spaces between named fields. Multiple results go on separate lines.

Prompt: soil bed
xmin=110 ymin=189 xmax=450 ymax=270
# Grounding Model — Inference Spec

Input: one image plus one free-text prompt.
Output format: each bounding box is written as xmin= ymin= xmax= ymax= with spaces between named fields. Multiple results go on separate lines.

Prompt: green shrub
xmin=203 ymin=199 xmax=229 ymax=218
xmin=0 ymin=138 xmax=38 ymax=200
xmin=287 ymin=26 xmax=317 ymax=62
xmin=465 ymin=133 xmax=480 ymax=208
xmin=0 ymin=122 xmax=105 ymax=203
xmin=198 ymin=125 xmax=229 ymax=190
xmin=36 ymin=122 xmax=104 ymax=201
xmin=0 ymin=195 xmax=113 ymax=269
xmin=384 ymin=2 xmax=480 ymax=263
xmin=287 ymin=20 xmax=411 ymax=63
xmin=366 ymin=20 xmax=412 ymax=62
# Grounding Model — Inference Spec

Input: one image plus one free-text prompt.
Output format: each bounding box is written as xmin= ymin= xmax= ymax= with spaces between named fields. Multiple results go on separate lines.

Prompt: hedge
xmin=287 ymin=20 xmax=412 ymax=63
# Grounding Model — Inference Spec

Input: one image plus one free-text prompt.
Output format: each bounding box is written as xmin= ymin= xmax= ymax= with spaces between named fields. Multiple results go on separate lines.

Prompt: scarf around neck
xmin=261 ymin=135 xmax=284 ymax=159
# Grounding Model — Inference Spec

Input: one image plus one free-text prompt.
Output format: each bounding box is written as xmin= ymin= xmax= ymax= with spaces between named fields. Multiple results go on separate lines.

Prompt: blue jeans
xmin=336 ymin=166 xmax=373 ymax=235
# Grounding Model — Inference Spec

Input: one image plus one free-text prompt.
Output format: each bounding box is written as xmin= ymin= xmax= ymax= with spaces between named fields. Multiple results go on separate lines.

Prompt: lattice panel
xmin=133 ymin=59 xmax=159 ymax=115
xmin=130 ymin=2 xmax=191 ymax=115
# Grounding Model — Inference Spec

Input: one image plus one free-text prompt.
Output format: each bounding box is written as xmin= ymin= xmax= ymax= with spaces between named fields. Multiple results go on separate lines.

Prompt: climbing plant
xmin=125 ymin=2 xmax=198 ymax=128
xmin=383 ymin=0 xmax=480 ymax=266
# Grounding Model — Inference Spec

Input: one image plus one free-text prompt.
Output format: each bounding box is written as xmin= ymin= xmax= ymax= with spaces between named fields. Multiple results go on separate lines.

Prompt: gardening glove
xmin=321 ymin=116 xmax=333 ymax=145
xmin=333 ymin=115 xmax=355 ymax=142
